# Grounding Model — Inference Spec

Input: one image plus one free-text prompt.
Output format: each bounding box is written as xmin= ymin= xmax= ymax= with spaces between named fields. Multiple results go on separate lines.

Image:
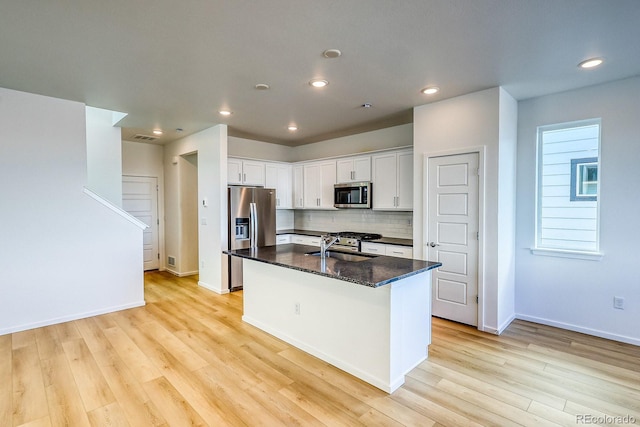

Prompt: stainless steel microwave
xmin=334 ymin=182 xmax=371 ymax=208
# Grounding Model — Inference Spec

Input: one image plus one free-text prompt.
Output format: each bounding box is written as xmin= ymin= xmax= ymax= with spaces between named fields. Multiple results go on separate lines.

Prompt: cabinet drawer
xmin=291 ymin=235 xmax=321 ymax=246
xmin=276 ymin=234 xmax=291 ymax=245
xmin=360 ymin=242 xmax=386 ymax=255
xmin=386 ymin=245 xmax=413 ymax=259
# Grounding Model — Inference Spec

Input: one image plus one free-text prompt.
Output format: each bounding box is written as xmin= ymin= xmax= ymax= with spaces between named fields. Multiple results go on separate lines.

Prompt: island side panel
xmin=242 ymin=259 xmax=394 ymax=391
xmin=388 ymin=270 xmax=432 ymax=389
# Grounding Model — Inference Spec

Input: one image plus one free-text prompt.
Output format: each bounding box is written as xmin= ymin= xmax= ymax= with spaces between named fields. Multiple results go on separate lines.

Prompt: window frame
xmin=533 ymin=118 xmax=603 ymax=260
xmin=570 ymin=157 xmax=598 ymax=201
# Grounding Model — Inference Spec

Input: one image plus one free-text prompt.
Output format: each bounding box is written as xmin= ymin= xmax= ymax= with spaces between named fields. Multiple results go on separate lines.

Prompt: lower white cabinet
xmin=361 ymin=242 xmax=413 ymax=259
xmin=276 ymin=234 xmax=291 ymax=245
xmin=291 ymin=234 xmax=322 ymax=246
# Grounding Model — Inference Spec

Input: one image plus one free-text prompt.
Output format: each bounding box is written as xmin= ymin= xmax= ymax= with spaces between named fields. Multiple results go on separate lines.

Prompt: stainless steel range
xmin=329 ymin=231 xmax=382 ymax=252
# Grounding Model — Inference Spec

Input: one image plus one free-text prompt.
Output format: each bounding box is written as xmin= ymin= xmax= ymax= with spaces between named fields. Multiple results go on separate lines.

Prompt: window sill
xmin=530 ymin=248 xmax=604 ymax=261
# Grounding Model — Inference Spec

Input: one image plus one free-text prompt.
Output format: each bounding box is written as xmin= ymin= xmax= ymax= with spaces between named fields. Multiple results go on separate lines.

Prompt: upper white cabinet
xmin=265 ymin=162 xmax=292 ymax=209
xmin=371 ymin=149 xmax=413 ymax=210
xmin=293 ymin=165 xmax=304 ymax=209
xmin=303 ymin=160 xmax=336 ymax=209
xmin=228 ymin=158 xmax=265 ymax=186
xmin=336 ymin=155 xmax=371 ymax=183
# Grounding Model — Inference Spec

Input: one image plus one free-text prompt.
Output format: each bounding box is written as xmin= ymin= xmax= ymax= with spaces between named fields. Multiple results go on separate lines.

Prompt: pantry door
xmin=427 ymin=152 xmax=479 ymax=326
xmin=122 ymin=176 xmax=159 ymax=270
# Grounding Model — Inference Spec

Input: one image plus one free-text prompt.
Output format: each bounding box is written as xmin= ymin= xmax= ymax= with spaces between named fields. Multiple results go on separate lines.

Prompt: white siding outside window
xmin=535 ymin=119 xmax=601 ymax=256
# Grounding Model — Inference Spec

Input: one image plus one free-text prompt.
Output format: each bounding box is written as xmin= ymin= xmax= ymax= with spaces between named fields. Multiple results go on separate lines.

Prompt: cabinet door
xmin=265 ymin=163 xmax=292 ymax=209
xmin=242 ymin=160 xmax=265 ymax=186
xmin=303 ymin=164 xmax=321 ymax=208
xmin=293 ymin=165 xmax=304 ymax=208
xmin=353 ymin=156 xmax=371 ymax=181
xmin=319 ymin=161 xmax=337 ymax=209
xmin=228 ymin=158 xmax=243 ymax=185
xmin=264 ymin=164 xmax=279 ymax=206
xmin=396 ymin=151 xmax=413 ymax=210
xmin=276 ymin=164 xmax=292 ymax=209
xmin=372 ymin=153 xmax=398 ymax=209
xmin=336 ymin=159 xmax=354 ymax=183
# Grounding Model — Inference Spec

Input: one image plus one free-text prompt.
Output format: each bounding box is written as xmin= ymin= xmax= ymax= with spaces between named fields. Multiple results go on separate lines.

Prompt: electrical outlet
xmin=295 ymin=302 xmax=300 ymax=315
xmin=613 ymin=297 xmax=624 ymax=310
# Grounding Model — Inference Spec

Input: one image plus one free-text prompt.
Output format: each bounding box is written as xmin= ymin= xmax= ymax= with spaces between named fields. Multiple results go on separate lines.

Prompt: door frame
xmin=423 ymin=146 xmax=486 ymax=331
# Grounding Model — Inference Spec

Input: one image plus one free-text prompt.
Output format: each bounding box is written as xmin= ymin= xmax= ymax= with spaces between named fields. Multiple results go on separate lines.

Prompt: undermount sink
xmin=305 ymin=250 xmax=378 ymax=262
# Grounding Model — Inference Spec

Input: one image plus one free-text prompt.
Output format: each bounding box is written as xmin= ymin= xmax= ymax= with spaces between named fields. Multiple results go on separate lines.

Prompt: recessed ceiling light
xmin=255 ymin=83 xmax=270 ymax=90
xmin=288 ymin=125 xmax=298 ymax=131
xmin=219 ymin=110 xmax=232 ymax=116
xmin=421 ymin=86 xmax=439 ymax=95
xmin=309 ymin=79 xmax=329 ymax=88
xmin=152 ymin=129 xmax=163 ymax=135
xmin=578 ymin=58 xmax=604 ymax=69
xmin=323 ymin=49 xmax=342 ymax=58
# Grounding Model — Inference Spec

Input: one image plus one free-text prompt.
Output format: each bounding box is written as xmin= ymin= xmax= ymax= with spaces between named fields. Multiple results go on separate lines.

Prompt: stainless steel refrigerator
xmin=227 ymin=186 xmax=276 ymax=291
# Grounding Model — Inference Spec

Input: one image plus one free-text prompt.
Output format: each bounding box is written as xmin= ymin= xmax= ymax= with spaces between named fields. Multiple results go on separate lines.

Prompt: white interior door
xmin=123 ymin=176 xmax=159 ymax=271
xmin=427 ymin=153 xmax=479 ymax=326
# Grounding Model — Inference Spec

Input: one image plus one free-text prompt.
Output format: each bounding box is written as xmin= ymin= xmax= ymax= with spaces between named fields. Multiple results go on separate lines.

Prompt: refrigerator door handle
xmin=250 ymin=202 xmax=257 ymax=248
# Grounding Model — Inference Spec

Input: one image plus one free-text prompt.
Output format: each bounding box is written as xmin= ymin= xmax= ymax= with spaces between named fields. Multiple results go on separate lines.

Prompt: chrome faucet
xmin=320 ymin=234 xmax=339 ymax=258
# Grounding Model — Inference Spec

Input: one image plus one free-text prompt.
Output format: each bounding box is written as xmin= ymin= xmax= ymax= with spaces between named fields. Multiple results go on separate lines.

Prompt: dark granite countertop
xmin=276 ymin=229 xmax=413 ymax=247
xmin=225 ymin=244 xmax=440 ymax=288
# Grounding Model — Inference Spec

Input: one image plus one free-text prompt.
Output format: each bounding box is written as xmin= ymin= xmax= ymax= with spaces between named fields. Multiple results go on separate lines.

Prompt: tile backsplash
xmin=292 ymin=209 xmax=413 ymax=238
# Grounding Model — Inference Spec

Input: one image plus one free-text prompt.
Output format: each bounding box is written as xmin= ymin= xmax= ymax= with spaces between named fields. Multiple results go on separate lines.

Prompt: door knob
xmin=429 ymin=242 xmax=439 ymax=247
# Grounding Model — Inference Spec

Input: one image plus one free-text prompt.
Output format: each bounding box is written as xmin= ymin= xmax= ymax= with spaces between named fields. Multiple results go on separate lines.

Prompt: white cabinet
xmin=371 ymin=150 xmax=413 ymax=210
xmin=385 ymin=245 xmax=413 ymax=259
xmin=360 ymin=242 xmax=386 ymax=255
xmin=228 ymin=158 xmax=265 ymax=186
xmin=361 ymin=242 xmax=414 ymax=259
xmin=265 ymin=162 xmax=292 ymax=209
xmin=303 ymin=160 xmax=336 ymax=209
xmin=336 ymin=155 xmax=371 ymax=183
xmin=291 ymin=234 xmax=322 ymax=246
xmin=293 ymin=165 xmax=304 ymax=209
xmin=276 ymin=234 xmax=291 ymax=245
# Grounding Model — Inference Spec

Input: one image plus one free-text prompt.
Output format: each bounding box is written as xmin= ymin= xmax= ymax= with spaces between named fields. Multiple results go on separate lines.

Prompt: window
xmin=570 ymin=157 xmax=598 ymax=201
xmin=535 ymin=119 xmax=601 ymax=255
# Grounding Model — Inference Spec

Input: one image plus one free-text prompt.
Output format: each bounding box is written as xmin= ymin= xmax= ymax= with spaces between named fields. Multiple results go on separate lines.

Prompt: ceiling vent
xmin=132 ymin=133 xmax=159 ymax=141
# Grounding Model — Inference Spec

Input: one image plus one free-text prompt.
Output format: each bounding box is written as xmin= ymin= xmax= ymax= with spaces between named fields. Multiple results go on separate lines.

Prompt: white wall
xmin=122 ymin=140 xmax=165 ymax=269
xmin=291 ymin=123 xmax=413 ymax=162
xmin=229 ymin=136 xmax=295 ymax=162
xmin=413 ymin=87 xmax=517 ymax=333
xmin=0 ymin=87 xmax=145 ymax=335
xmin=515 ymin=76 xmax=640 ymax=345
xmin=86 ymin=106 xmax=123 ymax=206
xmin=164 ymin=125 xmax=228 ymax=293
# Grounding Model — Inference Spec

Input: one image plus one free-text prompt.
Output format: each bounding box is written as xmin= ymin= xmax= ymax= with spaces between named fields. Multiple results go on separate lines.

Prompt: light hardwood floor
xmin=2 ymin=270 xmax=639 ymax=426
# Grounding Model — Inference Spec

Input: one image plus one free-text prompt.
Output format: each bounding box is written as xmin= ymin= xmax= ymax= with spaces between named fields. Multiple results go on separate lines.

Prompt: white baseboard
xmin=165 ymin=268 xmax=198 ymax=277
xmin=198 ymin=281 xmax=229 ymax=295
xmin=0 ymin=300 xmax=146 ymax=336
xmin=515 ymin=313 xmax=640 ymax=346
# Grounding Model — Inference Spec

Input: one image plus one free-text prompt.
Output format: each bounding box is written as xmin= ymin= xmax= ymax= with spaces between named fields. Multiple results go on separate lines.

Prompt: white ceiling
xmin=1 ymin=1 xmax=639 ymax=146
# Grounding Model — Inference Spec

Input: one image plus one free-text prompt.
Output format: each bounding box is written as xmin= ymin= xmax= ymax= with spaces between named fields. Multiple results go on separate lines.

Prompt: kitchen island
xmin=225 ymin=244 xmax=441 ymax=393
